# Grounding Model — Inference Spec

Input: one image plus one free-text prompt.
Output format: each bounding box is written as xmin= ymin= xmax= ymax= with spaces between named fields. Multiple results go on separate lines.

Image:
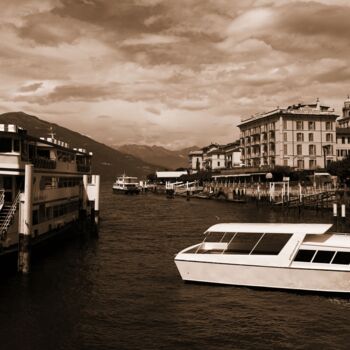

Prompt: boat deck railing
xmin=0 ymin=191 xmax=20 ymax=241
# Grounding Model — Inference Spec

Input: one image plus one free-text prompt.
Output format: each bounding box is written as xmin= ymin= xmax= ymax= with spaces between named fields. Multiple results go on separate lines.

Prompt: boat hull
xmin=112 ymin=187 xmax=140 ymax=195
xmin=175 ymin=259 xmax=350 ymax=293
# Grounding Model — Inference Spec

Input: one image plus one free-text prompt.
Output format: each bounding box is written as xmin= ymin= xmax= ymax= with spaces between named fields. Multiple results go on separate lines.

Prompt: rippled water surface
xmin=1 ymin=183 xmax=350 ymax=350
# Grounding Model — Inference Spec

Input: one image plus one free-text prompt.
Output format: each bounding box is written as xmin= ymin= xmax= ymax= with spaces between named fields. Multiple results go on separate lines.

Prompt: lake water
xmin=0 ymin=184 xmax=350 ymax=350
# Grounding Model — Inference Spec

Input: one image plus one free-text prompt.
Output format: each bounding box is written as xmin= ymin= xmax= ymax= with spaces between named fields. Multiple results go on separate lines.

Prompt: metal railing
xmin=0 ymin=191 xmax=21 ymax=241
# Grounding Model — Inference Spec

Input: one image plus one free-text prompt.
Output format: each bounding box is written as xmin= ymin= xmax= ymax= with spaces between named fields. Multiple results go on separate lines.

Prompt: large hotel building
xmin=238 ymin=99 xmax=338 ymax=169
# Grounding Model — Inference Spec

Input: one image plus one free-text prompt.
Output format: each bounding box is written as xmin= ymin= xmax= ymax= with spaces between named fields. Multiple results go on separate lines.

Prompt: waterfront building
xmin=189 ymin=142 xmax=242 ymax=172
xmin=223 ymin=141 xmax=242 ymax=168
xmin=155 ymin=171 xmax=187 ymax=184
xmin=188 ymin=143 xmax=223 ymax=171
xmin=238 ymin=99 xmax=338 ymax=169
xmin=337 ymin=96 xmax=350 ymax=128
xmin=205 ymin=144 xmax=226 ymax=171
xmin=188 ymin=150 xmax=204 ymax=171
xmin=336 ymin=97 xmax=350 ymax=160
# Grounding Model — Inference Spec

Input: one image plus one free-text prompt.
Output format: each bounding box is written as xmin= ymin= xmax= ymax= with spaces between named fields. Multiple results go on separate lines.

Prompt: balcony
xmin=33 ymin=157 xmax=57 ymax=169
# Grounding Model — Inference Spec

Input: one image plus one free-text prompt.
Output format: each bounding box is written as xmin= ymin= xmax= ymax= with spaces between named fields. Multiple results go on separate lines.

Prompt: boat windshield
xmin=186 ymin=231 xmax=293 ymax=255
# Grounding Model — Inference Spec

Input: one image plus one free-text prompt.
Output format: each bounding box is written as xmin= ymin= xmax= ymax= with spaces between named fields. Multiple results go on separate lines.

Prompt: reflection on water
xmin=0 ymin=184 xmax=349 ymax=350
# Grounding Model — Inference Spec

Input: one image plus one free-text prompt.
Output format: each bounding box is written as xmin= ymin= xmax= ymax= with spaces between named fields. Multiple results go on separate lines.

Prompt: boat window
xmin=251 ymin=233 xmax=292 ymax=255
xmin=312 ymin=250 xmax=335 ymax=264
xmin=225 ymin=232 xmax=263 ymax=254
xmin=294 ymin=249 xmax=316 ymax=262
xmin=331 ymin=252 xmax=350 ymax=265
xmin=221 ymin=232 xmax=236 ymax=243
xmin=0 ymin=137 xmax=12 ymax=152
xmin=13 ymin=139 xmax=20 ymax=152
xmin=205 ymin=232 xmax=226 ymax=242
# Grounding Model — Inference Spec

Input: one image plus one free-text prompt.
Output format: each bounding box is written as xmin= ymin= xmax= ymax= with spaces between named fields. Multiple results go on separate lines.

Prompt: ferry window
xmin=32 ymin=210 xmax=39 ymax=225
xmin=294 ymin=249 xmax=315 ymax=262
xmin=13 ymin=139 xmax=20 ymax=152
xmin=37 ymin=149 xmax=50 ymax=159
xmin=332 ymin=252 xmax=350 ymax=265
xmin=312 ymin=250 xmax=335 ymax=264
xmin=252 ymin=233 xmax=292 ymax=255
xmin=225 ymin=232 xmax=263 ymax=254
xmin=0 ymin=137 xmax=12 ymax=152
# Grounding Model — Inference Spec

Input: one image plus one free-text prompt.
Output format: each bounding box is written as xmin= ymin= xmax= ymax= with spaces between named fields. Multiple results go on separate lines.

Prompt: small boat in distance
xmin=113 ymin=174 xmax=140 ymax=194
xmin=175 ymin=223 xmax=350 ymax=293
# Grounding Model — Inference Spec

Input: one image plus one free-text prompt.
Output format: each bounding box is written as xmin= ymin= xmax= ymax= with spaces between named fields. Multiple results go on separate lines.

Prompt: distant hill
xmin=118 ymin=144 xmax=200 ymax=170
xmin=0 ymin=112 xmax=159 ymax=180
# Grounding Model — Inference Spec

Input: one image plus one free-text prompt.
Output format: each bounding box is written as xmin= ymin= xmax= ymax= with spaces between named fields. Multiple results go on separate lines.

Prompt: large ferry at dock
xmin=175 ymin=223 xmax=350 ymax=293
xmin=0 ymin=124 xmax=100 ymax=272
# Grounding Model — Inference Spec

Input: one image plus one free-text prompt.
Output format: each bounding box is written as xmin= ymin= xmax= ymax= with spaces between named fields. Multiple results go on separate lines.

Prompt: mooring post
xmin=341 ymin=204 xmax=346 ymax=232
xmin=18 ymin=164 xmax=33 ymax=274
xmin=82 ymin=174 xmax=88 ymax=213
xmin=333 ymin=203 xmax=338 ymax=232
xmin=94 ymin=175 xmax=100 ymax=226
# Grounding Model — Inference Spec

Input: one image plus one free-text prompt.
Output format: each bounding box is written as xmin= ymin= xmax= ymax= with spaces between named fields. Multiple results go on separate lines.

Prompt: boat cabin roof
xmin=206 ymin=223 xmax=332 ymax=235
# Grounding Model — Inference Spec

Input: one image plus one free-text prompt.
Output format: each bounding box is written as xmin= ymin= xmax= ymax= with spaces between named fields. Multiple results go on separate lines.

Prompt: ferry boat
xmin=175 ymin=223 xmax=350 ymax=293
xmin=112 ymin=175 xmax=140 ymax=194
xmin=0 ymin=124 xmax=100 ymax=272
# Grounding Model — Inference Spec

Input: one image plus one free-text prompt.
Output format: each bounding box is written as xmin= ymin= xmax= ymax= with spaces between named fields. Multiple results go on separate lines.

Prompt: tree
xmin=327 ymin=156 xmax=350 ymax=182
xmin=147 ymin=172 xmax=157 ymax=182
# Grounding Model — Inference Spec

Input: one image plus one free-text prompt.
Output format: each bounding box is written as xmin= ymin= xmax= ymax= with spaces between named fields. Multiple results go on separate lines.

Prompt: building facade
xmin=188 ymin=150 xmax=204 ymax=171
xmin=238 ymin=100 xmax=338 ymax=170
xmin=223 ymin=142 xmax=242 ymax=168
xmin=188 ymin=142 xmax=242 ymax=172
xmin=336 ymin=97 xmax=350 ymax=161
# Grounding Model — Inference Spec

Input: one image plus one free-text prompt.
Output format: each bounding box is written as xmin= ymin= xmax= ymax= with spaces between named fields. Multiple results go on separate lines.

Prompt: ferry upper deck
xmin=0 ymin=124 xmax=92 ymax=176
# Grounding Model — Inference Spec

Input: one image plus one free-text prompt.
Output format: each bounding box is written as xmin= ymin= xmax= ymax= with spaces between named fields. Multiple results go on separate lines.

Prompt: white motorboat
xmin=175 ymin=223 xmax=350 ymax=293
xmin=112 ymin=175 xmax=140 ymax=194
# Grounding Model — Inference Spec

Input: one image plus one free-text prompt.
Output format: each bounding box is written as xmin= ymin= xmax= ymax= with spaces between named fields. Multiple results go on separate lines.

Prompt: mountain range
xmin=0 ymin=112 xmax=200 ymax=179
xmin=117 ymin=144 xmax=199 ymax=170
xmin=0 ymin=112 xmax=159 ymax=180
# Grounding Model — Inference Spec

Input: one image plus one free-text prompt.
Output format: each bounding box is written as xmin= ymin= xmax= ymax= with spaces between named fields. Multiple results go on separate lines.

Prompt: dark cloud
xmin=19 ymin=82 xmax=43 ymax=92
xmin=1 ymin=0 xmax=350 ymax=148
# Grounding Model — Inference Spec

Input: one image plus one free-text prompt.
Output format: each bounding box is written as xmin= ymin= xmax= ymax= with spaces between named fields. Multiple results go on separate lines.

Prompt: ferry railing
xmin=33 ymin=157 xmax=57 ymax=169
xmin=0 ymin=191 xmax=21 ymax=241
xmin=0 ymin=189 xmax=5 ymax=211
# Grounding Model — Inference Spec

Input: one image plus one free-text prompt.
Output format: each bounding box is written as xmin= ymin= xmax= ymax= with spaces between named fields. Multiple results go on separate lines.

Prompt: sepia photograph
xmin=0 ymin=0 xmax=350 ymax=349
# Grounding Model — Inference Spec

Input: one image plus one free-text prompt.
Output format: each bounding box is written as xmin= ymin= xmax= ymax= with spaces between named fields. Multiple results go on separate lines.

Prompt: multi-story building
xmin=238 ymin=99 xmax=338 ymax=169
xmin=205 ymin=145 xmax=226 ymax=170
xmin=188 ymin=142 xmax=242 ymax=172
xmin=336 ymin=97 xmax=350 ymax=160
xmin=223 ymin=141 xmax=242 ymax=168
xmin=188 ymin=149 xmax=204 ymax=171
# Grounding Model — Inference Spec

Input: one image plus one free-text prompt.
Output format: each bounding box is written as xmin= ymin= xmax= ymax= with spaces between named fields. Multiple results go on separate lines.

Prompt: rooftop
xmin=206 ymin=223 xmax=332 ymax=235
xmin=238 ymin=100 xmax=338 ymax=127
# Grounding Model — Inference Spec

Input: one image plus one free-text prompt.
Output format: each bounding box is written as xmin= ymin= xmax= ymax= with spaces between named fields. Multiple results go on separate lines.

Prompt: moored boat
xmin=175 ymin=223 xmax=350 ymax=293
xmin=0 ymin=124 xmax=100 ymax=271
xmin=112 ymin=175 xmax=140 ymax=194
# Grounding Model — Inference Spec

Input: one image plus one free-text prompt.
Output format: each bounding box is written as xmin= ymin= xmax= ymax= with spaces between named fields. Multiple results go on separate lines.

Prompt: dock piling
xmin=341 ymin=204 xmax=346 ymax=232
xmin=333 ymin=203 xmax=338 ymax=231
xmin=18 ymin=164 xmax=33 ymax=274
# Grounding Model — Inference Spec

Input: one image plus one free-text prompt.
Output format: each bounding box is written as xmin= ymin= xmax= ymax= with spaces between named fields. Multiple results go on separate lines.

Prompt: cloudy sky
xmin=1 ymin=0 xmax=350 ymax=149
